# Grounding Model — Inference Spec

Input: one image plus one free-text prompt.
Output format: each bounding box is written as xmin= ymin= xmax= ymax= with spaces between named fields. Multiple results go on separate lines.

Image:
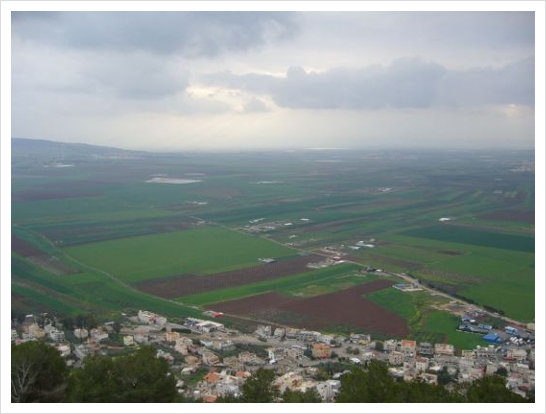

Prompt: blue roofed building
xmin=482 ymin=333 xmax=502 ymax=344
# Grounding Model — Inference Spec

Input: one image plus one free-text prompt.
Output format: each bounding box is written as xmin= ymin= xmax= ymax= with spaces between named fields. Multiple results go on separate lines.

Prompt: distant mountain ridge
xmin=12 ymin=138 xmax=147 ymax=159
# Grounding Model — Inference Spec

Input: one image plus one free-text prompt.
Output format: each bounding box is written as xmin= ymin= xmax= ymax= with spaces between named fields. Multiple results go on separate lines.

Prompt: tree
xmin=66 ymin=346 xmax=177 ymax=403
xmin=336 ymin=360 xmax=397 ymax=403
xmin=239 ymin=368 xmax=279 ymax=403
xmin=11 ymin=341 xmax=68 ymax=403
xmin=396 ymin=378 xmax=458 ymax=403
xmin=65 ymin=355 xmax=119 ymax=402
xmin=437 ymin=366 xmax=456 ymax=386
xmin=461 ymin=375 xmax=529 ymax=403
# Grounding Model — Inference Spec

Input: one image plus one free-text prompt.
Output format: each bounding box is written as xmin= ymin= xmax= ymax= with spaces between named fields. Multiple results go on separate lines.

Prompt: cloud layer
xmin=12 ymin=11 xmax=300 ymax=57
xmin=202 ymin=56 xmax=534 ymax=110
xmin=10 ymin=10 xmax=536 ymax=151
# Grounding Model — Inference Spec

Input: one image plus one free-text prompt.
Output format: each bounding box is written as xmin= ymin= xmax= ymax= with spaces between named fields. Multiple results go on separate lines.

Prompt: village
xmin=11 ymin=307 xmax=535 ymax=402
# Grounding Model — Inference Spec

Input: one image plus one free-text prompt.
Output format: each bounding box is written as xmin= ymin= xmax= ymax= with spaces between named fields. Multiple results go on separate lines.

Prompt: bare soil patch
xmin=437 ymin=250 xmax=464 ymax=256
xmin=211 ymin=279 xmax=409 ymax=337
xmin=135 ymin=254 xmax=323 ymax=299
xmin=11 ymin=235 xmax=43 ymax=257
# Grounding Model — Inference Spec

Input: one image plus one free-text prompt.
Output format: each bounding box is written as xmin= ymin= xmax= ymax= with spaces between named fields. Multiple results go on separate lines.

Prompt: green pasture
xmin=400 ymin=224 xmax=534 ymax=253
xmin=425 ymin=253 xmax=532 ymax=279
xmin=369 ymin=244 xmax=464 ymax=265
xmin=12 ymin=255 xmax=74 ymax=295
xmin=421 ymin=311 xmax=488 ymax=350
xmin=11 ymin=283 xmax=85 ymax=316
xmin=460 ymin=281 xmax=534 ymax=322
xmin=288 ymin=272 xmax=379 ymax=297
xmin=34 ymin=214 xmax=194 ymax=246
xmin=365 ymin=288 xmax=425 ymax=321
xmin=178 ymin=263 xmax=362 ymax=306
xmin=12 ymin=253 xmax=203 ymax=319
xmin=63 ymin=226 xmax=296 ymax=282
xmin=63 ymin=274 xmax=204 ymax=319
xmin=376 ymin=234 xmax=535 ymax=321
xmin=365 ymin=276 xmax=532 ymax=344
xmin=13 ymin=197 xmax=174 ymax=226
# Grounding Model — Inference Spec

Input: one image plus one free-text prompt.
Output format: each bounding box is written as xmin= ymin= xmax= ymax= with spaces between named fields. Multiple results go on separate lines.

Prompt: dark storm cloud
xmin=11 ymin=11 xmax=300 ymax=57
xmin=203 ymin=57 xmax=534 ymax=109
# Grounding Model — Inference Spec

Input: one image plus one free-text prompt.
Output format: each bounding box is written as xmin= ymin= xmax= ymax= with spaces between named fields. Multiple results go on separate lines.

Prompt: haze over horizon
xmin=10 ymin=8 xmax=536 ymax=151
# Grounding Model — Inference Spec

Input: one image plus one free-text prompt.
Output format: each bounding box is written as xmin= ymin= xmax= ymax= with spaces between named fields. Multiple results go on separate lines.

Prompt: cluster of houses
xmin=243 ymin=218 xmax=311 ymax=234
xmin=12 ymin=309 xmax=535 ymax=401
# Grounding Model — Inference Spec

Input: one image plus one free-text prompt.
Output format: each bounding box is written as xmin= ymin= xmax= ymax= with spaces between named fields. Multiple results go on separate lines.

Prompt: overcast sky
xmin=10 ymin=9 xmax=536 ymax=151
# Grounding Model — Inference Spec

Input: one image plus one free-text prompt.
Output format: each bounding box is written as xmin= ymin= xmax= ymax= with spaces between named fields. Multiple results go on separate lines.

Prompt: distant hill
xmin=11 ymin=138 xmax=147 ymax=161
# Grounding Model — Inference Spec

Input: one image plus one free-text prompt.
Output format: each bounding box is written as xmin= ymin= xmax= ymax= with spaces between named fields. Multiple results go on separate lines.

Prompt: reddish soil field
xmin=479 ymin=210 xmax=534 ymax=224
xmin=135 ymin=254 xmax=324 ymax=299
xmin=210 ymin=279 xmax=409 ymax=337
xmin=437 ymin=250 xmax=464 ymax=256
xmin=11 ymin=235 xmax=43 ymax=257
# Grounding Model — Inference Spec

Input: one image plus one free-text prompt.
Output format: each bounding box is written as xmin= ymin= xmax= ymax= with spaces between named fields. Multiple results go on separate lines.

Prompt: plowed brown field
xmin=135 ymin=254 xmax=323 ymax=299
xmin=12 ymin=235 xmax=43 ymax=257
xmin=210 ymin=279 xmax=409 ymax=337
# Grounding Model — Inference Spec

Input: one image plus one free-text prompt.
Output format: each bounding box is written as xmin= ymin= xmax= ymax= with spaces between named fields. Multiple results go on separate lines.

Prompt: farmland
xmin=209 ymin=279 xmax=411 ymax=337
xmin=11 ymin=139 xmax=535 ymax=337
xmin=64 ymin=226 xmax=296 ymax=282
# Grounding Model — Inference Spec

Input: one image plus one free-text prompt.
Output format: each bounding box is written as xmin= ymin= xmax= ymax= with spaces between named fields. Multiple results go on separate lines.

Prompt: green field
xmin=421 ymin=311 xmax=488 ymax=350
xmin=64 ymin=226 xmax=296 ymax=282
xmin=401 ymin=224 xmax=534 ymax=253
xmin=364 ymin=287 xmax=478 ymax=346
xmin=354 ymin=231 xmax=535 ymax=321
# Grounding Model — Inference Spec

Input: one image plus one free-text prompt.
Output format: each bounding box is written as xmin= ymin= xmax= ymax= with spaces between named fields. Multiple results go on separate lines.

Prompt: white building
xmin=415 ymin=356 xmax=429 ymax=372
xmin=74 ymin=328 xmax=89 ymax=339
xmin=138 ymin=310 xmax=167 ymax=326
xmin=54 ymin=344 xmax=71 ymax=358
xmin=48 ymin=329 xmax=65 ymax=342
xmin=316 ymin=380 xmax=341 ymax=402
xmin=434 ymin=343 xmax=455 ymax=356
xmin=90 ymin=328 xmax=109 ymax=342
xmin=123 ymin=336 xmax=135 ymax=346
xmin=389 ymin=351 xmax=404 ymax=366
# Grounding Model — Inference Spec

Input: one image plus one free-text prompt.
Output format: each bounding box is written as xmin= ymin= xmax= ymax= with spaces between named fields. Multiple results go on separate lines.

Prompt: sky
xmin=7 ymin=6 xmax=539 ymax=151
